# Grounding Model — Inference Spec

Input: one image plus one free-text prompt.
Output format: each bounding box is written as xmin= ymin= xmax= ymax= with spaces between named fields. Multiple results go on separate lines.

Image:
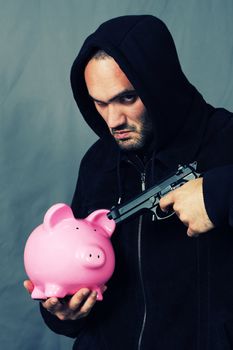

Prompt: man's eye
xmin=121 ymin=95 xmax=138 ymax=104
xmin=95 ymin=101 xmax=107 ymax=107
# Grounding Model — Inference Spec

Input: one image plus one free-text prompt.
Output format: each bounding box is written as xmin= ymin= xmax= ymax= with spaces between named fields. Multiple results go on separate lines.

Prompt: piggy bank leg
xmin=44 ymin=283 xmax=66 ymax=298
xmin=95 ymin=285 xmax=105 ymax=301
xmin=31 ymin=286 xmax=47 ymax=299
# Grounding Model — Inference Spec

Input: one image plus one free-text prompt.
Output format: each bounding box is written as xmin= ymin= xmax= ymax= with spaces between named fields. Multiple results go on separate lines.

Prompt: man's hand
xmin=23 ymin=280 xmax=99 ymax=321
xmin=159 ymin=178 xmax=214 ymax=237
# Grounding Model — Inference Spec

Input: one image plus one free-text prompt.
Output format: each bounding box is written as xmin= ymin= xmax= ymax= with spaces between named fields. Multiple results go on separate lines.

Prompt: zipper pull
xmin=141 ymin=172 xmax=156 ymax=221
xmin=141 ymin=172 xmax=146 ymax=191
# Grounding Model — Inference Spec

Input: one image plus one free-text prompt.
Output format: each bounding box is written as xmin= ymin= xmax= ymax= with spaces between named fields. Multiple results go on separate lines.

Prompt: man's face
xmin=84 ymin=56 xmax=153 ymax=151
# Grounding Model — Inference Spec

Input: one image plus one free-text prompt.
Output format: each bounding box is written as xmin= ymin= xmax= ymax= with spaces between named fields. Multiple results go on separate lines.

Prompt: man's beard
xmin=111 ymin=113 xmax=153 ymax=151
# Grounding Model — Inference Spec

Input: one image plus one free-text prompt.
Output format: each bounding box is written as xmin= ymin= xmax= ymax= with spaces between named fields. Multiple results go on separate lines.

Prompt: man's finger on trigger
xmin=159 ymin=192 xmax=174 ymax=211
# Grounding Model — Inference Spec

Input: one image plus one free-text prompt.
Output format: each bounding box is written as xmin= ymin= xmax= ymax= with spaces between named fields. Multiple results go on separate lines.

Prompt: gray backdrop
xmin=1 ymin=1 xmax=233 ymax=349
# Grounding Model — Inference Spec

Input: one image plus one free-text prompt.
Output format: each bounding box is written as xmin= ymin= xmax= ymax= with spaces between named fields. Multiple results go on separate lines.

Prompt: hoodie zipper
xmin=125 ymin=157 xmax=148 ymax=349
xmin=137 ymin=171 xmax=147 ymax=350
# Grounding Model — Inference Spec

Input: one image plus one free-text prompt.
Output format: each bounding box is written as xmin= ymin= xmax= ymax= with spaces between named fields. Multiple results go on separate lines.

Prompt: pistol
xmin=107 ymin=162 xmax=201 ymax=224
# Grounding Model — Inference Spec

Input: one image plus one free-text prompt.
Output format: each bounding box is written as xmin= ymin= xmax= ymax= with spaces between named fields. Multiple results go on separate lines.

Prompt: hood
xmin=70 ymin=15 xmax=214 ymax=164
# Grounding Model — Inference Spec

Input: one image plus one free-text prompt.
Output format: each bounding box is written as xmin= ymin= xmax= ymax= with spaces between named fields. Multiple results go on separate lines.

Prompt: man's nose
xmin=106 ymin=104 xmax=126 ymax=129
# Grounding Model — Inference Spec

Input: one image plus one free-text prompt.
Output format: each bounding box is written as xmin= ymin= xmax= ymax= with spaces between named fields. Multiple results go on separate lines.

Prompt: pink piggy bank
xmin=24 ymin=203 xmax=115 ymax=301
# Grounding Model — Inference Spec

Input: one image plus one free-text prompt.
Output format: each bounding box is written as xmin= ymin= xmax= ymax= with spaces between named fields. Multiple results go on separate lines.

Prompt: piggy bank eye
xmin=94 ymin=229 xmax=97 ymax=232
xmin=76 ymin=227 xmax=79 ymax=229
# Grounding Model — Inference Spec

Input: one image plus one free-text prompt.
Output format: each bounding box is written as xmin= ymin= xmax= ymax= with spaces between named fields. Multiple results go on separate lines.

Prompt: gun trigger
xmin=155 ymin=206 xmax=175 ymax=220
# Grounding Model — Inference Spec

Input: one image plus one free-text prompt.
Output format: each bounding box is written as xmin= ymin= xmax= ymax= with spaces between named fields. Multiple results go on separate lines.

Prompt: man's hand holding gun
xmin=108 ymin=163 xmax=214 ymax=237
xmin=160 ymin=177 xmax=214 ymax=236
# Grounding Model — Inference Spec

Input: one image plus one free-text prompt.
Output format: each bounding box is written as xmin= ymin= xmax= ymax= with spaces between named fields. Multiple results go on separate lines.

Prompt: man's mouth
xmin=112 ymin=130 xmax=132 ymax=140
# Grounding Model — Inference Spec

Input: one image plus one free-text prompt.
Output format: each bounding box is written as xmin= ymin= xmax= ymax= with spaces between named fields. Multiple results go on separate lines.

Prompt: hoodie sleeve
xmin=40 ymin=303 xmax=87 ymax=338
xmin=203 ymin=165 xmax=233 ymax=227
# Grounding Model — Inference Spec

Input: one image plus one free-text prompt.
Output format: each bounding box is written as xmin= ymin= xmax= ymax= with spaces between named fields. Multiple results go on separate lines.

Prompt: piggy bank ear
xmin=43 ymin=203 xmax=74 ymax=231
xmin=86 ymin=209 xmax=116 ymax=237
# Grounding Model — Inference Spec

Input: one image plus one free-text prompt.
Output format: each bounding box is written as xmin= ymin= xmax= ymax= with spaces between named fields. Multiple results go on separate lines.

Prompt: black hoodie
xmin=41 ymin=15 xmax=233 ymax=350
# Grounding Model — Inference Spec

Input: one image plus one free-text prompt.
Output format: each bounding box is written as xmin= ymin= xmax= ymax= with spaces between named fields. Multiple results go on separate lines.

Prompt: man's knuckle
xmin=179 ymin=213 xmax=185 ymax=221
xmin=70 ymin=300 xmax=81 ymax=311
xmin=188 ymin=223 xmax=197 ymax=234
xmin=81 ymin=297 xmax=96 ymax=313
xmin=173 ymin=204 xmax=181 ymax=214
xmin=80 ymin=304 xmax=90 ymax=314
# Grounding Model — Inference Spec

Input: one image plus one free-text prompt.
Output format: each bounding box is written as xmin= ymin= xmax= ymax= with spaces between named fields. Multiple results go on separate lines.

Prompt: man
xmin=25 ymin=15 xmax=233 ymax=349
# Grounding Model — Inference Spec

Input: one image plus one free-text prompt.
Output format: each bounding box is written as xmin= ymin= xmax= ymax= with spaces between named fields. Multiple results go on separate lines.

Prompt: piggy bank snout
xmin=80 ymin=246 xmax=106 ymax=268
